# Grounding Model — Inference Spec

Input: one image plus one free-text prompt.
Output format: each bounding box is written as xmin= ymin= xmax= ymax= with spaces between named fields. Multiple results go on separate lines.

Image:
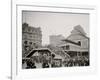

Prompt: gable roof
xmin=67 ymin=25 xmax=89 ymax=40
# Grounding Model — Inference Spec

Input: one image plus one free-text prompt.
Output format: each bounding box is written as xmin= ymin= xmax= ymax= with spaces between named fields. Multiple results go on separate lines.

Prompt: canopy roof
xmin=26 ymin=48 xmax=55 ymax=57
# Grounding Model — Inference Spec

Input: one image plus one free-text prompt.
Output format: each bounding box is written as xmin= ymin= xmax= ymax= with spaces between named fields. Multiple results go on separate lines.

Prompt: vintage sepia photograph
xmin=22 ymin=11 xmax=89 ymax=69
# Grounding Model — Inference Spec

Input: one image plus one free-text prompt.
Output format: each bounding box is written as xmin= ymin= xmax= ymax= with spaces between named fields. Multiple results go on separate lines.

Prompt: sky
xmin=22 ymin=11 xmax=89 ymax=45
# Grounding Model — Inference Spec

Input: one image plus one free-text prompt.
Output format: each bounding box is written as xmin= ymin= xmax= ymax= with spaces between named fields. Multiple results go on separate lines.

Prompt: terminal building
xmin=22 ymin=23 xmax=42 ymax=57
xmin=60 ymin=25 xmax=89 ymax=59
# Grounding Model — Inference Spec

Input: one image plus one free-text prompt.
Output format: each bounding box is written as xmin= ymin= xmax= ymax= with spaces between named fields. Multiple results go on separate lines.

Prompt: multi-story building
xmin=22 ymin=23 xmax=42 ymax=57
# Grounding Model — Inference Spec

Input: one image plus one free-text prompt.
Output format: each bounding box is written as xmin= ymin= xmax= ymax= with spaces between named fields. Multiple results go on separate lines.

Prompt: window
xmin=29 ymin=42 xmax=32 ymax=45
xmin=28 ymin=28 xmax=31 ymax=32
xmin=78 ymin=41 xmax=81 ymax=46
xmin=24 ymin=34 xmax=27 ymax=39
xmin=29 ymin=35 xmax=32 ymax=38
xmin=24 ymin=41 xmax=27 ymax=44
xmin=61 ymin=45 xmax=70 ymax=50
xmin=66 ymin=45 xmax=70 ymax=50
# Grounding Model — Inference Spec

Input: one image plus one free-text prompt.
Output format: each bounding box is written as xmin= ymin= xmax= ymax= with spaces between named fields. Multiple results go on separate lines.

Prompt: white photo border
xmin=12 ymin=2 xmax=97 ymax=80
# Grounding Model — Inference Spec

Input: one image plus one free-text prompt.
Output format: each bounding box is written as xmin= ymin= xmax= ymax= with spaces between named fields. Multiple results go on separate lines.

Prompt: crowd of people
xmin=63 ymin=56 xmax=89 ymax=67
xmin=22 ymin=59 xmax=50 ymax=69
xmin=22 ymin=55 xmax=89 ymax=69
